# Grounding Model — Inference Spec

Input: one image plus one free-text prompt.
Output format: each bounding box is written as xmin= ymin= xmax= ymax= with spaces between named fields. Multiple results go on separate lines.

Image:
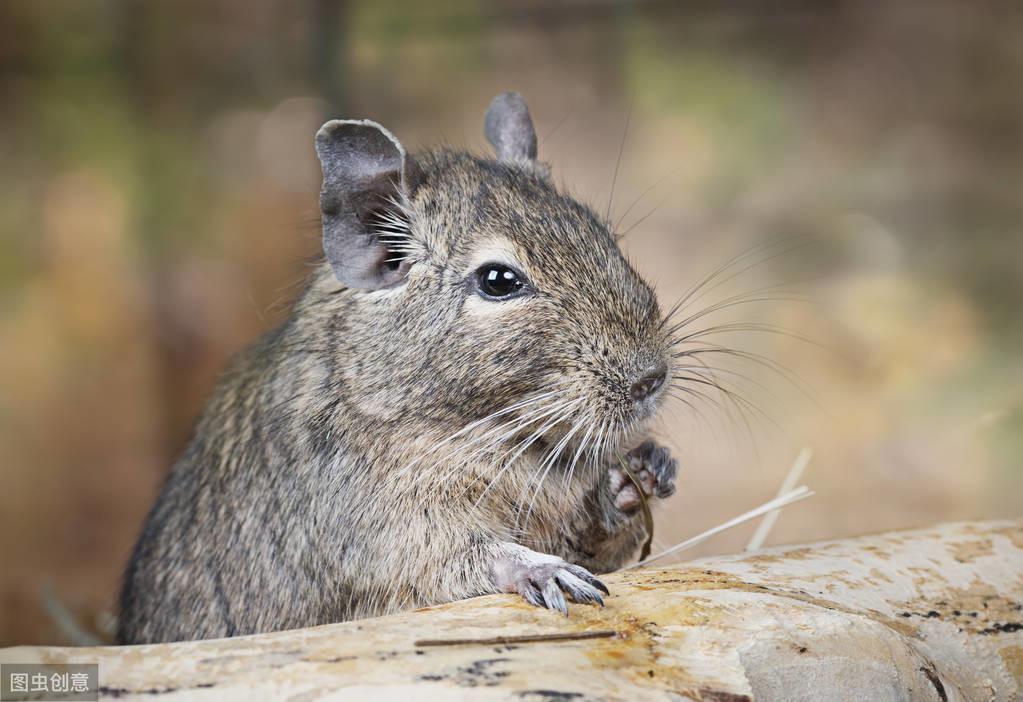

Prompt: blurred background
xmin=1 ymin=0 xmax=1021 ymax=646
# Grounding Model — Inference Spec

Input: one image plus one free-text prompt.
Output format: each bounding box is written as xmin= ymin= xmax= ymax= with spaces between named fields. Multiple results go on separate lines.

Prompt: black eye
xmin=475 ymin=263 xmax=527 ymax=300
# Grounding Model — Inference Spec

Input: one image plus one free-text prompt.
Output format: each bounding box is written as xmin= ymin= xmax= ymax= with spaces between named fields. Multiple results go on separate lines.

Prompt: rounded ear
xmin=484 ymin=92 xmax=538 ymax=163
xmin=315 ymin=119 xmax=412 ymax=290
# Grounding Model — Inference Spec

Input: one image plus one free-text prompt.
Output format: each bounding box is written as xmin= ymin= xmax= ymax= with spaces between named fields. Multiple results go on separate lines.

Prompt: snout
xmin=629 ymin=362 xmax=668 ymax=403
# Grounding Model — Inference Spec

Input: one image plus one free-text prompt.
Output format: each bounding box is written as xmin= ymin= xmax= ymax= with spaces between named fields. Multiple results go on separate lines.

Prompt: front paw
xmin=609 ymin=440 xmax=678 ymax=514
xmin=492 ymin=544 xmax=609 ymax=615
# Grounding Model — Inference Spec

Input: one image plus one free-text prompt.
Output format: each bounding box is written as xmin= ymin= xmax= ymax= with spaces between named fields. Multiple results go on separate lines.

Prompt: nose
xmin=629 ymin=362 xmax=667 ymax=402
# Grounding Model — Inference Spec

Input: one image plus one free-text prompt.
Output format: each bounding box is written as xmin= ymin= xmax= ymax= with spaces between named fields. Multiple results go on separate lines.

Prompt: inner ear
xmin=315 ymin=119 xmax=416 ymax=290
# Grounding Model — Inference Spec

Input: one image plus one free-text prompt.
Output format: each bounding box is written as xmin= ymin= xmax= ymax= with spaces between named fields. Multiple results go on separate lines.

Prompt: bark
xmin=3 ymin=520 xmax=1021 ymax=701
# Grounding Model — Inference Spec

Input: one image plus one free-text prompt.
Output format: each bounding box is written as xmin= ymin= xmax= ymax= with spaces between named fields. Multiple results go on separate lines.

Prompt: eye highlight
xmin=474 ymin=263 xmax=529 ymax=300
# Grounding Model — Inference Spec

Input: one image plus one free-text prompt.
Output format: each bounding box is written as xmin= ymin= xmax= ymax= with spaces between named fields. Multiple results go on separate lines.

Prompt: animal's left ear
xmin=484 ymin=92 xmax=538 ymax=163
xmin=315 ymin=119 xmax=414 ymax=290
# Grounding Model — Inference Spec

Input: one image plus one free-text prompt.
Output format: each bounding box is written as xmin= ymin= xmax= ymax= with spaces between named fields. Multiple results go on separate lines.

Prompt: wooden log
xmin=3 ymin=520 xmax=1021 ymax=701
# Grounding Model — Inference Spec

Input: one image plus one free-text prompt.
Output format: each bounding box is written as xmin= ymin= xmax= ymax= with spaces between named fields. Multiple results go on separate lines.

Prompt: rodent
xmin=117 ymin=92 xmax=679 ymax=644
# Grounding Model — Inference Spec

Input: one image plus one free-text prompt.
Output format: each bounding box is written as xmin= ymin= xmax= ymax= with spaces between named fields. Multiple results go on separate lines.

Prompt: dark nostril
xmin=629 ymin=362 xmax=668 ymax=402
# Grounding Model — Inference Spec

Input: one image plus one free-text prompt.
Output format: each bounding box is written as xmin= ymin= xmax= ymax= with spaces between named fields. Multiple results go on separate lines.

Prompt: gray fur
xmin=118 ymin=94 xmax=677 ymax=644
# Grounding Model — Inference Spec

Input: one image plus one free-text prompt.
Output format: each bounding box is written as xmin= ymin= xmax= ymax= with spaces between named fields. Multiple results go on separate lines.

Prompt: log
xmin=3 ymin=520 xmax=1021 ymax=701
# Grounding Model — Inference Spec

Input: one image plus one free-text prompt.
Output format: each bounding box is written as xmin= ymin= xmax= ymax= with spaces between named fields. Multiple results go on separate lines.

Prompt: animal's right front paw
xmin=492 ymin=544 xmax=608 ymax=615
xmin=609 ymin=439 xmax=678 ymax=515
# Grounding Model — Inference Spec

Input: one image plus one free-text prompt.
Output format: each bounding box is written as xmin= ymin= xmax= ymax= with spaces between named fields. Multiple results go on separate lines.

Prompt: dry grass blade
xmin=620 ymin=486 xmax=814 ymax=570
xmin=746 ymin=447 xmax=813 ymax=551
xmin=617 ymin=452 xmax=654 ymax=562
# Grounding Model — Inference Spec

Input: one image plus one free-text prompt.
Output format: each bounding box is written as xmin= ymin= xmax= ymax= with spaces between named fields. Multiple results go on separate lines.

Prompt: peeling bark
xmin=3 ymin=520 xmax=1021 ymax=701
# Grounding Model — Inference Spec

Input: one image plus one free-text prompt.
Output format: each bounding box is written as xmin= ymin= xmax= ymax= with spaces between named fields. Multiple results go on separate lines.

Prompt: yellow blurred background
xmin=1 ymin=0 xmax=1021 ymax=646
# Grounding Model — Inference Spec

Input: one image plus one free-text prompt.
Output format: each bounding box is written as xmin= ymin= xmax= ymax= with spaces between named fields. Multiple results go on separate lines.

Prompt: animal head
xmin=309 ymin=92 xmax=671 ymax=466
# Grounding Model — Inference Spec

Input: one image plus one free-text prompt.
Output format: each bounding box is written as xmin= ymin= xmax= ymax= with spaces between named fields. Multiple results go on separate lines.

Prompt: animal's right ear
xmin=315 ymin=119 xmax=413 ymax=290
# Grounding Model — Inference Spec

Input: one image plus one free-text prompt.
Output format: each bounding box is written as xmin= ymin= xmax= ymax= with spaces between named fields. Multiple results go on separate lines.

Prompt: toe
xmin=541 ymin=579 xmax=568 ymax=615
xmin=614 ymin=484 xmax=641 ymax=513
xmin=556 ymin=570 xmax=604 ymax=606
xmin=518 ymin=580 xmax=545 ymax=608
xmin=630 ymin=439 xmax=656 ymax=460
xmin=637 ymin=468 xmax=656 ymax=496
xmin=654 ymin=457 xmax=678 ymax=498
xmin=566 ymin=565 xmax=610 ymax=596
xmin=608 ymin=467 xmax=629 ymax=494
xmin=654 ymin=446 xmax=673 ymax=471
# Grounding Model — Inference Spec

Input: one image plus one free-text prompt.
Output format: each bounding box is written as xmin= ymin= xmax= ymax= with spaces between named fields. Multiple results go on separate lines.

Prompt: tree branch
xmin=3 ymin=520 xmax=1021 ymax=700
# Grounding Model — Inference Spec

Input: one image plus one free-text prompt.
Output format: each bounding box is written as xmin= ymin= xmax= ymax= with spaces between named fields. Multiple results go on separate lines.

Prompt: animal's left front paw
xmin=609 ymin=440 xmax=678 ymax=515
xmin=492 ymin=543 xmax=608 ymax=615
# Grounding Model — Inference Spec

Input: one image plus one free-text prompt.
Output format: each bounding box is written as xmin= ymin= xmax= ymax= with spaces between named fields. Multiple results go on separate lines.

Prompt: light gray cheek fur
xmin=116 ymin=143 xmax=673 ymax=644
